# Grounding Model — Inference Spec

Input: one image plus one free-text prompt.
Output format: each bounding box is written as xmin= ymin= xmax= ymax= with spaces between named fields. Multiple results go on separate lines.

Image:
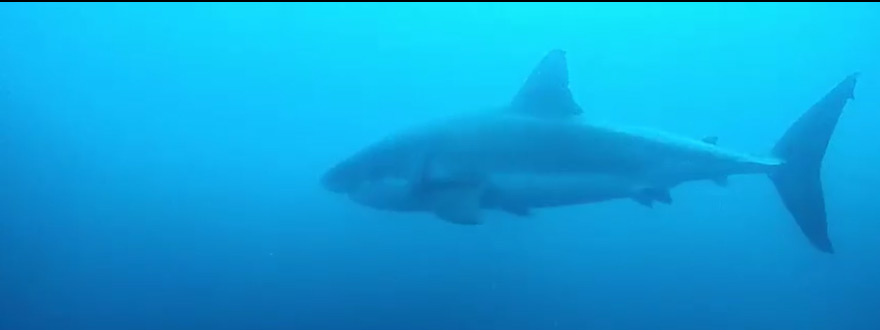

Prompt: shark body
xmin=321 ymin=50 xmax=859 ymax=254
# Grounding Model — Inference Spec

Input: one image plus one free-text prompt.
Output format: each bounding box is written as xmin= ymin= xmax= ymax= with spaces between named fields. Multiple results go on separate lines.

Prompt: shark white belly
xmin=348 ymin=172 xmax=671 ymax=217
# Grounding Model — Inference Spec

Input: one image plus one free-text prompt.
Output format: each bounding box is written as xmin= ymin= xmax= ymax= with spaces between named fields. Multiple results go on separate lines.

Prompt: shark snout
xmin=320 ymin=164 xmax=361 ymax=194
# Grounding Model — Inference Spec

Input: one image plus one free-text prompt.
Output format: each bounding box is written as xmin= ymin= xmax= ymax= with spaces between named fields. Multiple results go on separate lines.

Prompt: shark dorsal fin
xmin=508 ymin=49 xmax=583 ymax=119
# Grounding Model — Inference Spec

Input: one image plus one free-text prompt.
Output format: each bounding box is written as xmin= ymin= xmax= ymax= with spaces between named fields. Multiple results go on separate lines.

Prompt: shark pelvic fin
xmin=712 ymin=176 xmax=729 ymax=187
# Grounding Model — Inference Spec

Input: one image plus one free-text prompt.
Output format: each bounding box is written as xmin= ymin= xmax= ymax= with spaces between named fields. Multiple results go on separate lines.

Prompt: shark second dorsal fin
xmin=508 ymin=49 xmax=583 ymax=119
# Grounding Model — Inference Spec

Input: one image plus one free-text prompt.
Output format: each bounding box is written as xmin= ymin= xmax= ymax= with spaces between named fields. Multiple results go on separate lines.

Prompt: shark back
xmin=321 ymin=49 xmax=585 ymax=194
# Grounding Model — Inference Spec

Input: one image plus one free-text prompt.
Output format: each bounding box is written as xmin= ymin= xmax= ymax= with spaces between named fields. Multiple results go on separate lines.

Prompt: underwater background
xmin=1 ymin=3 xmax=879 ymax=330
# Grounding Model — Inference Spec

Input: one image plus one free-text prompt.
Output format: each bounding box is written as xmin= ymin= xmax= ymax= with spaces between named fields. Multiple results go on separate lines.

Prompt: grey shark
xmin=321 ymin=50 xmax=859 ymax=254
xmin=337 ymin=50 xmax=675 ymax=216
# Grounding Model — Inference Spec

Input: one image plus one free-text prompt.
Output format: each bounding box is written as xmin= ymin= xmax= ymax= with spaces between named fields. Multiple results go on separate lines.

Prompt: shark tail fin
xmin=768 ymin=73 xmax=859 ymax=254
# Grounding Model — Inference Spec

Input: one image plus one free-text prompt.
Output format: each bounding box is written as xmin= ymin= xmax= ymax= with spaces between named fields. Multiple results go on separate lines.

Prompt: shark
xmin=321 ymin=49 xmax=859 ymax=254
xmin=337 ymin=50 xmax=676 ymax=217
xmin=336 ymin=51 xmax=724 ymax=217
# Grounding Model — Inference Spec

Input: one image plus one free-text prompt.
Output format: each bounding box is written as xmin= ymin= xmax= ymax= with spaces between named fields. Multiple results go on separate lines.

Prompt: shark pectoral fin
xmin=712 ymin=176 xmax=729 ymax=187
xmin=631 ymin=195 xmax=655 ymax=208
xmin=634 ymin=187 xmax=673 ymax=206
xmin=409 ymin=150 xmax=478 ymax=194
xmin=408 ymin=152 xmax=488 ymax=225
xmin=430 ymin=185 xmax=485 ymax=225
xmin=500 ymin=204 xmax=533 ymax=217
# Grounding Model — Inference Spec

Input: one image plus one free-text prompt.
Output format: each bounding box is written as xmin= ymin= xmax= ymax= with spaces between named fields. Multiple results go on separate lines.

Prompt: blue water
xmin=2 ymin=3 xmax=879 ymax=330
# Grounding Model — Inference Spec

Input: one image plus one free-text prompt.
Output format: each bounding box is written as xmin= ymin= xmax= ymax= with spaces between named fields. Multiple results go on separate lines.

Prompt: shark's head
xmin=346 ymin=178 xmax=426 ymax=212
xmin=320 ymin=138 xmax=416 ymax=195
xmin=321 ymin=157 xmax=394 ymax=195
xmin=320 ymin=159 xmax=368 ymax=194
xmin=321 ymin=48 xmax=581 ymax=195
